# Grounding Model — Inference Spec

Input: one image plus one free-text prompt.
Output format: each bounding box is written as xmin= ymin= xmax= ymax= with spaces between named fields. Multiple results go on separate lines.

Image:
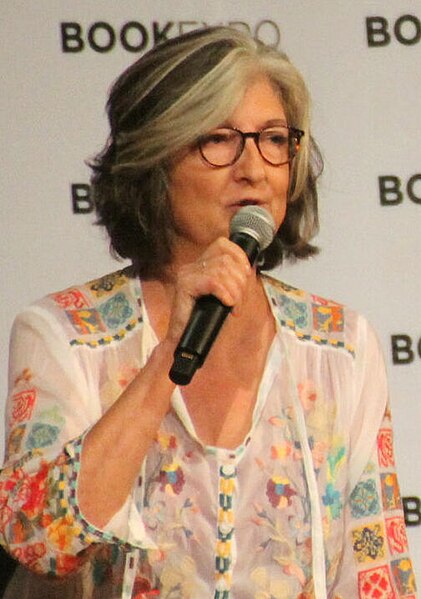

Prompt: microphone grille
xmin=230 ymin=206 xmax=275 ymax=251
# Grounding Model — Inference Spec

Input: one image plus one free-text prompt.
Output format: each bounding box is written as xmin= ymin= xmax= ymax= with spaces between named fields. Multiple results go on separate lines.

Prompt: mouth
xmin=230 ymin=199 xmax=262 ymax=208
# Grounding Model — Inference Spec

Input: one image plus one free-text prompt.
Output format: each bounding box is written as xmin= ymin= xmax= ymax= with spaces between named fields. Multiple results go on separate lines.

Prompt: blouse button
xmin=220 ymin=464 xmax=236 ymax=477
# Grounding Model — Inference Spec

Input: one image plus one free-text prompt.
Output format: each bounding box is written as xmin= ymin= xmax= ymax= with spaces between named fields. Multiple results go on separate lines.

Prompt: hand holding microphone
xmin=169 ymin=206 xmax=275 ymax=385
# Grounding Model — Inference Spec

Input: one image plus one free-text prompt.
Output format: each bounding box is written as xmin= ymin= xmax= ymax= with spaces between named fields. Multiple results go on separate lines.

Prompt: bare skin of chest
xmin=143 ymin=277 xmax=275 ymax=449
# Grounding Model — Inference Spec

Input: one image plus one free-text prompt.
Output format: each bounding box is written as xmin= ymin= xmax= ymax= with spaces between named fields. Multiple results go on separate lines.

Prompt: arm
xmin=0 ymin=308 xmax=106 ymax=575
xmin=0 ymin=303 xmax=180 ymax=575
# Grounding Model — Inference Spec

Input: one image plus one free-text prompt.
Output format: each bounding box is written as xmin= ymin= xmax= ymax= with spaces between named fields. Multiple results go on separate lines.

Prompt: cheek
xmin=168 ymin=165 xmax=196 ymax=216
xmin=168 ymin=166 xmax=217 ymax=240
xmin=169 ymin=156 xmax=215 ymax=204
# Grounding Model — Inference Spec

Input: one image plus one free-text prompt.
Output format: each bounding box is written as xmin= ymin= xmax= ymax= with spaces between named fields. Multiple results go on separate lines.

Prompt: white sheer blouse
xmin=0 ymin=269 xmax=416 ymax=598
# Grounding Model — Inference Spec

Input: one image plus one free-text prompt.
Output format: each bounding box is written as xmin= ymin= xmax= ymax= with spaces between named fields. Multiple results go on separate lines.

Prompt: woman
xmin=0 ymin=26 xmax=416 ymax=599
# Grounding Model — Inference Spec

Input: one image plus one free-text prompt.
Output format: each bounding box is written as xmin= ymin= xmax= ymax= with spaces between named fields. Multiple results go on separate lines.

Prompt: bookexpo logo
xmin=403 ymin=497 xmax=420 ymax=527
xmin=391 ymin=335 xmax=421 ymax=365
xmin=61 ymin=20 xmax=281 ymax=54
xmin=379 ymin=175 xmax=421 ymax=206
xmin=366 ymin=14 xmax=421 ymax=46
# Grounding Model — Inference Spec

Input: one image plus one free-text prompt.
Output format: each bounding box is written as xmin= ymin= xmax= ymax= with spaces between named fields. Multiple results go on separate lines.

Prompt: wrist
xmin=147 ymin=338 xmax=178 ymax=386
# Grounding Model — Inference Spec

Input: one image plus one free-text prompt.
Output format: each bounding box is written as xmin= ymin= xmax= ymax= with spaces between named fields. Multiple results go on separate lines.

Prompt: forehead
xmin=224 ymin=75 xmax=286 ymax=127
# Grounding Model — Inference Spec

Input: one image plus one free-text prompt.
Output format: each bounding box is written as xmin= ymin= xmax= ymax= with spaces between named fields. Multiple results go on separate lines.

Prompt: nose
xmin=232 ymin=137 xmax=266 ymax=183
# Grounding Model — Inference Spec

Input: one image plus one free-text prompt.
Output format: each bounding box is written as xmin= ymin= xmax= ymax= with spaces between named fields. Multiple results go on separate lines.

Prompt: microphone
xmin=169 ymin=205 xmax=275 ymax=386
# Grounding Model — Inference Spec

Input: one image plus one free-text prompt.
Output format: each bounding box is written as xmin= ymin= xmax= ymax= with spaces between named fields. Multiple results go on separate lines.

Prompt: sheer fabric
xmin=0 ymin=270 xmax=416 ymax=598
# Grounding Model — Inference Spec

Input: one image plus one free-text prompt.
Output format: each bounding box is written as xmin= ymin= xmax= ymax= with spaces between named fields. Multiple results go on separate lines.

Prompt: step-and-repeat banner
xmin=1 ymin=0 xmax=420 ymax=581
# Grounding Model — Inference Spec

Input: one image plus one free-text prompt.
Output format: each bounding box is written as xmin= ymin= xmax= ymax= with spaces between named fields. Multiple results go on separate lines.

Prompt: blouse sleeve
xmin=332 ymin=316 xmax=417 ymax=597
xmin=334 ymin=405 xmax=417 ymax=597
xmin=0 ymin=305 xmax=142 ymax=576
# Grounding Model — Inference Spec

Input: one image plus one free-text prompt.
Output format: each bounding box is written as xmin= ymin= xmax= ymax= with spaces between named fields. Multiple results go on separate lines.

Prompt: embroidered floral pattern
xmin=156 ymin=433 xmax=177 ymax=451
xmin=358 ymin=565 xmax=396 ymax=598
xmin=132 ymin=575 xmax=161 ymax=598
xmin=349 ymin=479 xmax=380 ymax=518
xmin=385 ymin=516 xmax=409 ymax=555
xmin=280 ymin=296 xmax=309 ymax=329
xmin=66 ymin=308 xmax=106 ymax=335
xmin=391 ymin=557 xmax=417 ymax=595
xmin=10 ymin=541 xmax=46 ymax=571
xmin=98 ymin=292 xmax=133 ymax=330
xmin=352 ymin=523 xmax=385 ymax=563
xmin=266 ymin=476 xmax=297 ymax=508
xmin=377 ymin=429 xmax=395 ymax=468
xmin=312 ymin=302 xmax=344 ymax=333
xmin=5 ymin=425 xmax=26 ymax=459
xmin=380 ymin=473 xmax=402 ymax=511
xmin=158 ymin=462 xmax=185 ymax=495
xmin=89 ymin=270 xmax=128 ymax=297
xmin=322 ymin=438 xmax=345 ymax=522
xmin=10 ymin=389 xmax=36 ymax=425
xmin=51 ymin=288 xmax=89 ymax=310
xmin=26 ymin=423 xmax=60 ymax=450
xmin=322 ymin=483 xmax=342 ymax=520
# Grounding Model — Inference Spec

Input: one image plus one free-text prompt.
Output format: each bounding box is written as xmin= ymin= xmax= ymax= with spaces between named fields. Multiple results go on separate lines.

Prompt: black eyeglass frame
xmin=198 ymin=126 xmax=305 ymax=168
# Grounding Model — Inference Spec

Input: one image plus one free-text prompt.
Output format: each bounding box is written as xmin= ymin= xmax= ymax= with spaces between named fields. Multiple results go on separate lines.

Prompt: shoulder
xmin=17 ymin=268 xmax=144 ymax=349
xmin=262 ymin=273 xmax=373 ymax=358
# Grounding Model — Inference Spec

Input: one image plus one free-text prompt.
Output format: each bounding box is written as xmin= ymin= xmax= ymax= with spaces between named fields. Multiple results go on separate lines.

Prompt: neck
xmin=167 ymin=239 xmax=209 ymax=277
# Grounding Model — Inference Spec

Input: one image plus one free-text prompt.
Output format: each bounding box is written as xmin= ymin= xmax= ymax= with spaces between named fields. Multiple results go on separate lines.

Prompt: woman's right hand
xmin=165 ymin=236 xmax=253 ymax=347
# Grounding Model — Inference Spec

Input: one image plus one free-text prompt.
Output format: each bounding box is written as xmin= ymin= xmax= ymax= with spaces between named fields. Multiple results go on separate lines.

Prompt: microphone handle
xmin=169 ymin=232 xmax=260 ymax=385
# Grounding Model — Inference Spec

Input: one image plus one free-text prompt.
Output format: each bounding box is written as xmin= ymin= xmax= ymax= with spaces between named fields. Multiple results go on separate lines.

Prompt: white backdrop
xmin=1 ymin=0 xmax=420 ymax=583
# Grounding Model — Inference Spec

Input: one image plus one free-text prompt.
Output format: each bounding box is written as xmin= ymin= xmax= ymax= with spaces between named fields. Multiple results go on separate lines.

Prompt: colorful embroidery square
xmin=377 ymin=428 xmax=395 ymax=468
xmin=380 ymin=473 xmax=402 ymax=511
xmin=352 ymin=522 xmax=385 ymax=563
xmin=391 ymin=558 xmax=417 ymax=595
xmin=385 ymin=516 xmax=409 ymax=555
xmin=10 ymin=389 xmax=36 ymax=425
xmin=66 ymin=309 xmax=106 ymax=335
xmin=51 ymin=289 xmax=89 ymax=310
xmin=280 ymin=296 xmax=309 ymax=329
xmin=89 ymin=271 xmax=127 ymax=298
xmin=358 ymin=565 xmax=396 ymax=598
xmin=349 ymin=479 xmax=380 ymax=519
xmin=312 ymin=303 xmax=344 ymax=333
xmin=98 ymin=292 xmax=133 ymax=330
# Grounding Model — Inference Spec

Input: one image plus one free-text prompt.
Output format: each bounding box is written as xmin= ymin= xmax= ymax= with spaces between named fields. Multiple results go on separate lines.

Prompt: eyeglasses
xmin=197 ymin=125 xmax=304 ymax=167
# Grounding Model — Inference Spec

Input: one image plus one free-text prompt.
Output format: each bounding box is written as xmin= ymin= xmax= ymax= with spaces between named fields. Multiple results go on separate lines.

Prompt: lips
xmin=232 ymin=199 xmax=262 ymax=207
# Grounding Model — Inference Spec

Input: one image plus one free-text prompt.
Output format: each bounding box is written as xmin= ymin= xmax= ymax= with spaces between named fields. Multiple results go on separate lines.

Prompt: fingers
xmin=192 ymin=241 xmax=251 ymax=309
xmin=166 ymin=238 xmax=253 ymax=344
